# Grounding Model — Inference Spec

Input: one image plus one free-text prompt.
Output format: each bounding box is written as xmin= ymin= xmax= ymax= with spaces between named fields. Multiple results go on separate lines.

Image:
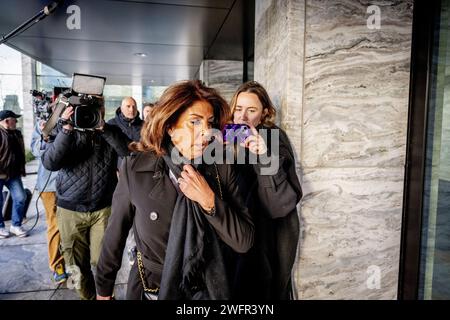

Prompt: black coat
xmin=95 ymin=151 xmax=255 ymax=299
xmin=41 ymin=124 xmax=130 ymax=212
xmin=0 ymin=127 xmax=25 ymax=179
xmin=232 ymin=125 xmax=302 ymax=300
xmin=107 ymin=107 xmax=143 ymax=142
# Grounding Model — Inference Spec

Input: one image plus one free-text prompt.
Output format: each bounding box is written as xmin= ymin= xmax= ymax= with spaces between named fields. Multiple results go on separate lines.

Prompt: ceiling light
xmin=134 ymin=52 xmax=147 ymax=57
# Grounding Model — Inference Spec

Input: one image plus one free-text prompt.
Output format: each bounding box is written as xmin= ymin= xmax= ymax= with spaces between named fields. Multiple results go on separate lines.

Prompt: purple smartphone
xmin=222 ymin=123 xmax=251 ymax=143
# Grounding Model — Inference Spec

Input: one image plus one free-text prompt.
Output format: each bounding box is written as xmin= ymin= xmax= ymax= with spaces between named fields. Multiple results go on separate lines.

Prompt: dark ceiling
xmin=0 ymin=0 xmax=254 ymax=86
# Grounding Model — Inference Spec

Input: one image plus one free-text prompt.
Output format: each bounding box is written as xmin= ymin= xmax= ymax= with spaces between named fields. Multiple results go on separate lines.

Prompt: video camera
xmin=43 ymin=73 xmax=106 ymax=138
xmin=30 ymin=89 xmax=52 ymax=121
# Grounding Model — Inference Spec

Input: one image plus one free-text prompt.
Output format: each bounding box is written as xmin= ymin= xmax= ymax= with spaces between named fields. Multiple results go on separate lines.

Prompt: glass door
xmin=418 ymin=0 xmax=450 ymax=300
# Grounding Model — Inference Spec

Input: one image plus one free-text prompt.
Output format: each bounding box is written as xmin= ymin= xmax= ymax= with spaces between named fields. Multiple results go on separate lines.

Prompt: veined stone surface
xmin=255 ymin=0 xmax=413 ymax=299
xmin=297 ymin=167 xmax=404 ymax=299
xmin=200 ymin=60 xmax=243 ymax=103
xmin=303 ymin=0 xmax=412 ymax=168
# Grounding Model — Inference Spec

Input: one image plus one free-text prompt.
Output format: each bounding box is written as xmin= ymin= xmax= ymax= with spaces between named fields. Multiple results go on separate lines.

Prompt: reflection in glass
xmin=419 ymin=0 xmax=450 ymax=300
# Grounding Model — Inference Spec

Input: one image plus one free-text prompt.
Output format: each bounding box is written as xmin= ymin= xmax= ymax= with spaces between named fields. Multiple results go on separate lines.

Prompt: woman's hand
xmin=96 ymin=294 xmax=113 ymax=300
xmin=178 ymin=164 xmax=215 ymax=213
xmin=240 ymin=125 xmax=267 ymax=155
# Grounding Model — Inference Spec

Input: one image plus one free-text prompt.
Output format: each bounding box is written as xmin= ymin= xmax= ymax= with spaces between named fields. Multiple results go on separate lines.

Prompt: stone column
xmin=21 ymin=54 xmax=36 ymax=151
xmin=199 ymin=60 xmax=243 ymax=103
xmin=254 ymin=0 xmax=413 ymax=299
xmin=131 ymin=85 xmax=143 ymax=112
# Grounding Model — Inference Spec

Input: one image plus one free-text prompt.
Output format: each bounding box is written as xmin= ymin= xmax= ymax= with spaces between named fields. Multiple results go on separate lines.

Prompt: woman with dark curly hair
xmin=95 ymin=80 xmax=254 ymax=300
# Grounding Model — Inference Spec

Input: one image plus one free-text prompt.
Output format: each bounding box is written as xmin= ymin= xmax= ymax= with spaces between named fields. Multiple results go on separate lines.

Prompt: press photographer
xmin=41 ymin=73 xmax=131 ymax=300
xmin=30 ymin=89 xmax=52 ymax=122
xmin=31 ymin=114 xmax=68 ymax=284
xmin=40 ymin=74 xmax=110 ymax=141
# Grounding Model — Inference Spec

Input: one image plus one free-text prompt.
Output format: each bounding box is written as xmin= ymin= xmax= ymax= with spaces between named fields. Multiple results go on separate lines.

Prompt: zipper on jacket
xmin=87 ymin=133 xmax=95 ymax=206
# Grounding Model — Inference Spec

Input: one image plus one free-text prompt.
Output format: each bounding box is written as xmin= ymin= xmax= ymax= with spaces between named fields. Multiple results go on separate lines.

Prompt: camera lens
xmin=74 ymin=105 xmax=100 ymax=129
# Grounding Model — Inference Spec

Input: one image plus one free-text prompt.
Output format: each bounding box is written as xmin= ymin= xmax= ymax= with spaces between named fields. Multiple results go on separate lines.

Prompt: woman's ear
xmin=168 ymin=127 xmax=174 ymax=137
xmin=260 ymin=108 xmax=269 ymax=124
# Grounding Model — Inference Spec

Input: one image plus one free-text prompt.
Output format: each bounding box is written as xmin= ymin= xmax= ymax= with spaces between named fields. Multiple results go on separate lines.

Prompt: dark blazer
xmin=95 ymin=151 xmax=254 ymax=299
xmin=232 ymin=125 xmax=302 ymax=300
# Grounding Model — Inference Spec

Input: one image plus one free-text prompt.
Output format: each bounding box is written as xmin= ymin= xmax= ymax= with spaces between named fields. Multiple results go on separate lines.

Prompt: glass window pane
xmin=419 ymin=0 xmax=450 ymax=300
xmin=0 ymin=45 xmax=22 ymax=75
xmin=0 ymin=45 xmax=23 ymax=129
xmin=36 ymin=61 xmax=67 ymax=77
xmin=37 ymin=76 xmax=72 ymax=92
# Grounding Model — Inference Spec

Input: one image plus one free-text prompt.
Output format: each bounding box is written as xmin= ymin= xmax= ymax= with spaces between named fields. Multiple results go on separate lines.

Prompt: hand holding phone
xmin=222 ymin=123 xmax=252 ymax=144
xmin=241 ymin=124 xmax=268 ymax=155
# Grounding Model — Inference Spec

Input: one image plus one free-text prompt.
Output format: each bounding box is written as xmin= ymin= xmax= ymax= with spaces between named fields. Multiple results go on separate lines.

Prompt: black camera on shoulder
xmin=43 ymin=73 xmax=106 ymax=138
xmin=69 ymin=92 xmax=103 ymax=129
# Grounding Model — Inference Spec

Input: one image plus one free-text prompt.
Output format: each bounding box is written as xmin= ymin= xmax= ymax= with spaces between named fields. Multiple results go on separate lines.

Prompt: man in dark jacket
xmin=0 ymin=110 xmax=28 ymax=238
xmin=107 ymin=97 xmax=143 ymax=142
xmin=106 ymin=97 xmax=143 ymax=264
xmin=42 ymin=105 xmax=130 ymax=300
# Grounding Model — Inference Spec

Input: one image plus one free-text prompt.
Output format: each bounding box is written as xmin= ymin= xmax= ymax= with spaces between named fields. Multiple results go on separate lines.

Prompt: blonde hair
xmin=229 ymin=81 xmax=276 ymax=127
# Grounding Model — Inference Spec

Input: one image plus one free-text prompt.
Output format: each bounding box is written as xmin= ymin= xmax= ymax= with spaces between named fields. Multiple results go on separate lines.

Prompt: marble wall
xmin=255 ymin=0 xmax=305 ymax=155
xmin=254 ymin=0 xmax=413 ymax=299
xmin=199 ymin=60 xmax=243 ymax=103
xmin=21 ymin=55 xmax=36 ymax=150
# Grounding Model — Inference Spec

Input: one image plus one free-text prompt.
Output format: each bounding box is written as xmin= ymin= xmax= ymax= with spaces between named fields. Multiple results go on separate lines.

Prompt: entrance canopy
xmin=0 ymin=0 xmax=253 ymax=86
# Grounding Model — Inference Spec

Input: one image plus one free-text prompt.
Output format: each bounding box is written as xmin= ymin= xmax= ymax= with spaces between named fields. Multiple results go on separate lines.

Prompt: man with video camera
xmin=41 ymin=98 xmax=130 ymax=300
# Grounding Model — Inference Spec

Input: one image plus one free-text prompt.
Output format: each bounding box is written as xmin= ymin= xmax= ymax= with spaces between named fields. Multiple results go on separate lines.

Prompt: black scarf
xmin=159 ymin=142 xmax=229 ymax=300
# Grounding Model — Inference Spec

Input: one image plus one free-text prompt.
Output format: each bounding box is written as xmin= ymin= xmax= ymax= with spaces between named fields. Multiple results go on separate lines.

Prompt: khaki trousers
xmin=40 ymin=192 xmax=64 ymax=271
xmin=57 ymin=206 xmax=111 ymax=300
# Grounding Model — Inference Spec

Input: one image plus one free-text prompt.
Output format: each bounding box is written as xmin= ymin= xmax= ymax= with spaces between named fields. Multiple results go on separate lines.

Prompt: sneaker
xmin=53 ymin=263 xmax=68 ymax=284
xmin=9 ymin=225 xmax=28 ymax=237
xmin=0 ymin=227 xmax=10 ymax=239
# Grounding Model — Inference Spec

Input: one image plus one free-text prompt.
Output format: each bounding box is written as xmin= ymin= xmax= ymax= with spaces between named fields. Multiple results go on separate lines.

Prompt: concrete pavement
xmin=0 ymin=160 xmax=131 ymax=300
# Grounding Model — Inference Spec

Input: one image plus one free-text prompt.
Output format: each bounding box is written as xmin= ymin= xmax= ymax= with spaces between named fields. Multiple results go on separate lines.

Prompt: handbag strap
xmin=137 ymin=251 xmax=159 ymax=293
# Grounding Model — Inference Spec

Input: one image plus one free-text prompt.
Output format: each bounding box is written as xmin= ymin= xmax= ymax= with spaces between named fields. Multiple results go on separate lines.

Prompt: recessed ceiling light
xmin=134 ymin=52 xmax=147 ymax=57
